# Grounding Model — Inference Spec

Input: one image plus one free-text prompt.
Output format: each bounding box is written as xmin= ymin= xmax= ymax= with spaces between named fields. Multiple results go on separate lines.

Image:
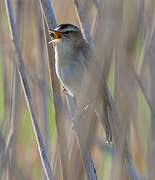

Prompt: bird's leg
xmin=71 ymin=103 xmax=90 ymax=125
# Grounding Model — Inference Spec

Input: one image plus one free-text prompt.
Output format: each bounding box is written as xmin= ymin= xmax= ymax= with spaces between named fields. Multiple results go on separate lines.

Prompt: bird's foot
xmin=84 ymin=103 xmax=89 ymax=112
xmin=62 ymin=87 xmax=67 ymax=93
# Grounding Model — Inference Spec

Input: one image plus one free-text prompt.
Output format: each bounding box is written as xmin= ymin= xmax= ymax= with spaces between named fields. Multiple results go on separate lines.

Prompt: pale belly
xmin=54 ymin=41 xmax=86 ymax=97
xmin=55 ymin=60 xmax=84 ymax=97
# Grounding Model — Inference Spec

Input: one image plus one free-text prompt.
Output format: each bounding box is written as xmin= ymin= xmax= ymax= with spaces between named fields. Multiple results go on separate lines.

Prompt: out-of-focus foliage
xmin=0 ymin=0 xmax=155 ymax=179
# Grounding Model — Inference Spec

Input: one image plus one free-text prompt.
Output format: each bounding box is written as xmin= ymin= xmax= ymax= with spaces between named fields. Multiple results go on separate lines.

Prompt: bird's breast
xmin=54 ymin=44 xmax=84 ymax=96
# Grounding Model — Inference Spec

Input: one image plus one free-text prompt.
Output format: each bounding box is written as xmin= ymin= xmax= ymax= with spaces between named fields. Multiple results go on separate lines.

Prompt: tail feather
xmin=104 ymin=105 xmax=112 ymax=144
xmin=93 ymin=101 xmax=112 ymax=144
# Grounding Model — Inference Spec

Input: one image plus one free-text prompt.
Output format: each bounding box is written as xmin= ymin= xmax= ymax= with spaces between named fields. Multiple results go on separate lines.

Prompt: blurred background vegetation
xmin=0 ymin=0 xmax=155 ymax=179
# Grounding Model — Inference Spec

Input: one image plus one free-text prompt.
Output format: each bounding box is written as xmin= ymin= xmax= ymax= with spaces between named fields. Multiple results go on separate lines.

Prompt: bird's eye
xmin=64 ymin=31 xmax=70 ymax=34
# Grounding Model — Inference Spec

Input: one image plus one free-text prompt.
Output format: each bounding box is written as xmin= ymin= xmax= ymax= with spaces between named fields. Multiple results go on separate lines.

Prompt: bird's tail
xmin=104 ymin=106 xmax=112 ymax=144
xmin=94 ymin=101 xmax=112 ymax=144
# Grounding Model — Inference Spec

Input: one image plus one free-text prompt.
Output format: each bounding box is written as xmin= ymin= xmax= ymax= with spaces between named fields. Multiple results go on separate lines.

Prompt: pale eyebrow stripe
xmin=55 ymin=26 xmax=79 ymax=33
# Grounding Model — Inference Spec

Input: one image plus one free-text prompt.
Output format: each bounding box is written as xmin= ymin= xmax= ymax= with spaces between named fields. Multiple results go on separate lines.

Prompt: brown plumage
xmin=50 ymin=24 xmax=112 ymax=143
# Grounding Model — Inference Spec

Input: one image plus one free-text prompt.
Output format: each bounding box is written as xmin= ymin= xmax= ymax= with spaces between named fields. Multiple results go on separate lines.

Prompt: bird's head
xmin=49 ymin=24 xmax=84 ymax=47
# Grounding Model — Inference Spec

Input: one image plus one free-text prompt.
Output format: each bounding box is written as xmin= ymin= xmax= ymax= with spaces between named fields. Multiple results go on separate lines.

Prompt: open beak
xmin=48 ymin=30 xmax=62 ymax=44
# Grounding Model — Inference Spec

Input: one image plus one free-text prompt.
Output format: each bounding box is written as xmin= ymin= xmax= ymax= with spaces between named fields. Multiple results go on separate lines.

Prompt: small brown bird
xmin=49 ymin=24 xmax=112 ymax=143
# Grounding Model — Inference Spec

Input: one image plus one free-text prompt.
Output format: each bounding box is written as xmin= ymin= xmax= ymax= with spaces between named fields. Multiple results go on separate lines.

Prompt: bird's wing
xmin=80 ymin=41 xmax=112 ymax=143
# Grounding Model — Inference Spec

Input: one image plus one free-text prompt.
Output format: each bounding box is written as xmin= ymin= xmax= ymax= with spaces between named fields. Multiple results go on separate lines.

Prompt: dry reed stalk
xmin=40 ymin=0 xmax=98 ymax=179
xmin=5 ymin=0 xmax=54 ymax=179
xmin=73 ymin=0 xmax=140 ymax=180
